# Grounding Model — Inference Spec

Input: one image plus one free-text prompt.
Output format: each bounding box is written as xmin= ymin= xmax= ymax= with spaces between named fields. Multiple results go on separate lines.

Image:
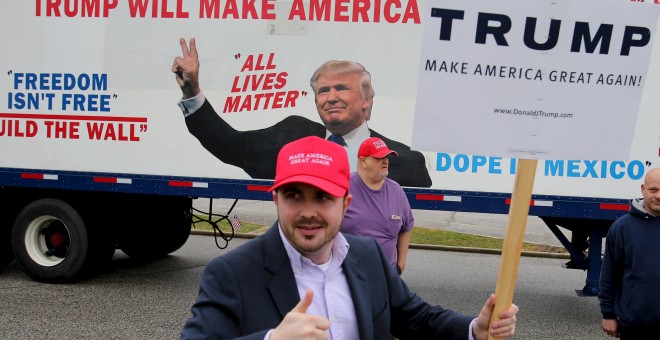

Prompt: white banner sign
xmin=412 ymin=0 xmax=660 ymax=160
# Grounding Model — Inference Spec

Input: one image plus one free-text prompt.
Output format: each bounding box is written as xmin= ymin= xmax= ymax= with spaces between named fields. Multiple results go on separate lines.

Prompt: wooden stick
xmin=489 ymin=158 xmax=538 ymax=340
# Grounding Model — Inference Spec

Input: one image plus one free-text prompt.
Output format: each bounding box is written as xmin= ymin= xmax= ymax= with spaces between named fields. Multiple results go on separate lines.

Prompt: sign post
xmin=489 ymin=159 xmax=537 ymax=340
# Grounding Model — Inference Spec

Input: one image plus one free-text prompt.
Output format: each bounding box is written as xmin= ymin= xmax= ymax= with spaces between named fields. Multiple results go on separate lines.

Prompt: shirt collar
xmin=325 ymin=122 xmax=370 ymax=172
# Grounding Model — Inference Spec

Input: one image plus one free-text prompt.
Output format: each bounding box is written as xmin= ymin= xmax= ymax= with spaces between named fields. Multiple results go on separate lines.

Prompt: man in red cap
xmin=181 ymin=136 xmax=519 ymax=340
xmin=342 ymin=136 xmax=414 ymax=275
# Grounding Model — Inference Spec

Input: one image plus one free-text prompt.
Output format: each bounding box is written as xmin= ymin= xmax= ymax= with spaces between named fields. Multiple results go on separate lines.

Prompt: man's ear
xmin=272 ymin=191 xmax=278 ymax=205
xmin=362 ymin=97 xmax=373 ymax=110
xmin=343 ymin=194 xmax=352 ymax=214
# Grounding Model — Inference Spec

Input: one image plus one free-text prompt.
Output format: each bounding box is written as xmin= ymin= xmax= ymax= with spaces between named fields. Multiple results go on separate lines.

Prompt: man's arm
xmin=171 ymin=38 xmax=268 ymax=177
xmin=396 ymin=183 xmax=414 ymax=274
xmin=171 ymin=38 xmax=247 ymax=168
xmin=396 ymin=230 xmax=410 ymax=274
xmin=598 ymin=222 xmax=624 ymax=338
xmin=171 ymin=38 xmax=328 ymax=180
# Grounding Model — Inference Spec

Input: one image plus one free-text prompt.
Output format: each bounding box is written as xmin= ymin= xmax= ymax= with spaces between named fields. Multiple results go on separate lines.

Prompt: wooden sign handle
xmin=489 ymin=158 xmax=537 ymax=340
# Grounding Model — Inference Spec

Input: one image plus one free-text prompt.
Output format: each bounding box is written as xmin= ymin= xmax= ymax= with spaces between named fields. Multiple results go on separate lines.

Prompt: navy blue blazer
xmin=185 ymin=99 xmax=432 ymax=188
xmin=180 ymin=224 xmax=474 ymax=340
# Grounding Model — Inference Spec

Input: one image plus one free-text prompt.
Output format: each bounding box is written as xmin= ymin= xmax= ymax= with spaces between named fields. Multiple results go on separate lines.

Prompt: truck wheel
xmin=11 ymin=198 xmax=90 ymax=283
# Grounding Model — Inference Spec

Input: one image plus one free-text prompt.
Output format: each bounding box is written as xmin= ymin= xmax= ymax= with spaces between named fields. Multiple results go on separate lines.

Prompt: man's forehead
xmin=645 ymin=183 xmax=660 ymax=189
xmin=317 ymin=71 xmax=359 ymax=84
xmin=278 ymin=182 xmax=332 ymax=195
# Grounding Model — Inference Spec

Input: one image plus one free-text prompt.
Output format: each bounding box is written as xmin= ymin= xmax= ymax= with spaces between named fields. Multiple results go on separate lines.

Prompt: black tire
xmin=119 ymin=208 xmax=191 ymax=259
xmin=11 ymin=198 xmax=90 ymax=283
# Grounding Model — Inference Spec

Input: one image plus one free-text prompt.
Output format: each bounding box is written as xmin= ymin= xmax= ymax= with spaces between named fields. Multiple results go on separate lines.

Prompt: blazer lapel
xmin=342 ymin=248 xmax=374 ymax=340
xmin=263 ymin=224 xmax=301 ymax=318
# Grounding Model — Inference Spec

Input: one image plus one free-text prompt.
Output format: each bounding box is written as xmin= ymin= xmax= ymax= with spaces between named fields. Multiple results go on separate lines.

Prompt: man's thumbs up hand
xmin=271 ymin=289 xmax=330 ymax=340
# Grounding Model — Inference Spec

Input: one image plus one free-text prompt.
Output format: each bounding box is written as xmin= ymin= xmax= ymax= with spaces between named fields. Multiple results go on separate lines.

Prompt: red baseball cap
xmin=358 ymin=137 xmax=398 ymax=159
xmin=269 ymin=136 xmax=350 ymax=197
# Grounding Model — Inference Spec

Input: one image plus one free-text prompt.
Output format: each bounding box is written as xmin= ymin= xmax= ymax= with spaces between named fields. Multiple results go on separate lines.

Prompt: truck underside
xmin=0 ymin=187 xmax=192 ymax=283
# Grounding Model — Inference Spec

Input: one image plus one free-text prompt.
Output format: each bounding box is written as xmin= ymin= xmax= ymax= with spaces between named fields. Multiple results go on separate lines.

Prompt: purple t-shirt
xmin=341 ymin=172 xmax=414 ymax=268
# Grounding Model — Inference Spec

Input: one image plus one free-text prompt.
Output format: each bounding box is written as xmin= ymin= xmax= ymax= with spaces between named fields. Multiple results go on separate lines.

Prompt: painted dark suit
xmin=186 ymin=100 xmax=432 ymax=188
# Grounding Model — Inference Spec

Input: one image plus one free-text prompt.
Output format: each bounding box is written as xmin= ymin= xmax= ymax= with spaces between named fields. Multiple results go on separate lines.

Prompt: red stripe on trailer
xmin=169 ymin=181 xmax=192 ymax=187
xmin=21 ymin=173 xmax=44 ymax=179
xmin=168 ymin=181 xmax=207 ymax=188
xmin=94 ymin=177 xmax=117 ymax=183
xmin=600 ymin=203 xmax=629 ymax=211
xmin=94 ymin=177 xmax=131 ymax=184
xmin=416 ymin=194 xmax=446 ymax=201
xmin=505 ymin=198 xmax=535 ymax=205
xmin=248 ymin=185 xmax=271 ymax=192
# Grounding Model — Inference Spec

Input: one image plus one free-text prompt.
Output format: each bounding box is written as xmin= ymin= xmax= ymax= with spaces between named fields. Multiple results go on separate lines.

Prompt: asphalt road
xmin=0 ymin=234 xmax=610 ymax=340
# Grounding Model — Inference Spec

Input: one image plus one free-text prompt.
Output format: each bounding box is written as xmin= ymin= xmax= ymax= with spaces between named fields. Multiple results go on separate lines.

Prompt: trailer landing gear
xmin=541 ymin=217 xmax=610 ymax=297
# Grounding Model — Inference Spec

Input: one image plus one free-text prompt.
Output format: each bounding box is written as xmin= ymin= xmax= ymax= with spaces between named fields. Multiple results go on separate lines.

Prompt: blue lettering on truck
xmin=436 ymin=153 xmax=645 ymax=180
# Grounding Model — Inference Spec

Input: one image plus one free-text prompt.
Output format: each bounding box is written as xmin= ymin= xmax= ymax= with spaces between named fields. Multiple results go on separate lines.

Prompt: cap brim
xmin=370 ymin=149 xmax=398 ymax=158
xmin=269 ymin=174 xmax=347 ymax=197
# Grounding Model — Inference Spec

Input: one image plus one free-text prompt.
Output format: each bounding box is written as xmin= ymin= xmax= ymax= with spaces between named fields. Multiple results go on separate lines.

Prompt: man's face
xmin=641 ymin=169 xmax=660 ymax=216
xmin=315 ymin=71 xmax=370 ymax=136
xmin=273 ymin=183 xmax=351 ymax=264
xmin=361 ymin=156 xmax=390 ymax=182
